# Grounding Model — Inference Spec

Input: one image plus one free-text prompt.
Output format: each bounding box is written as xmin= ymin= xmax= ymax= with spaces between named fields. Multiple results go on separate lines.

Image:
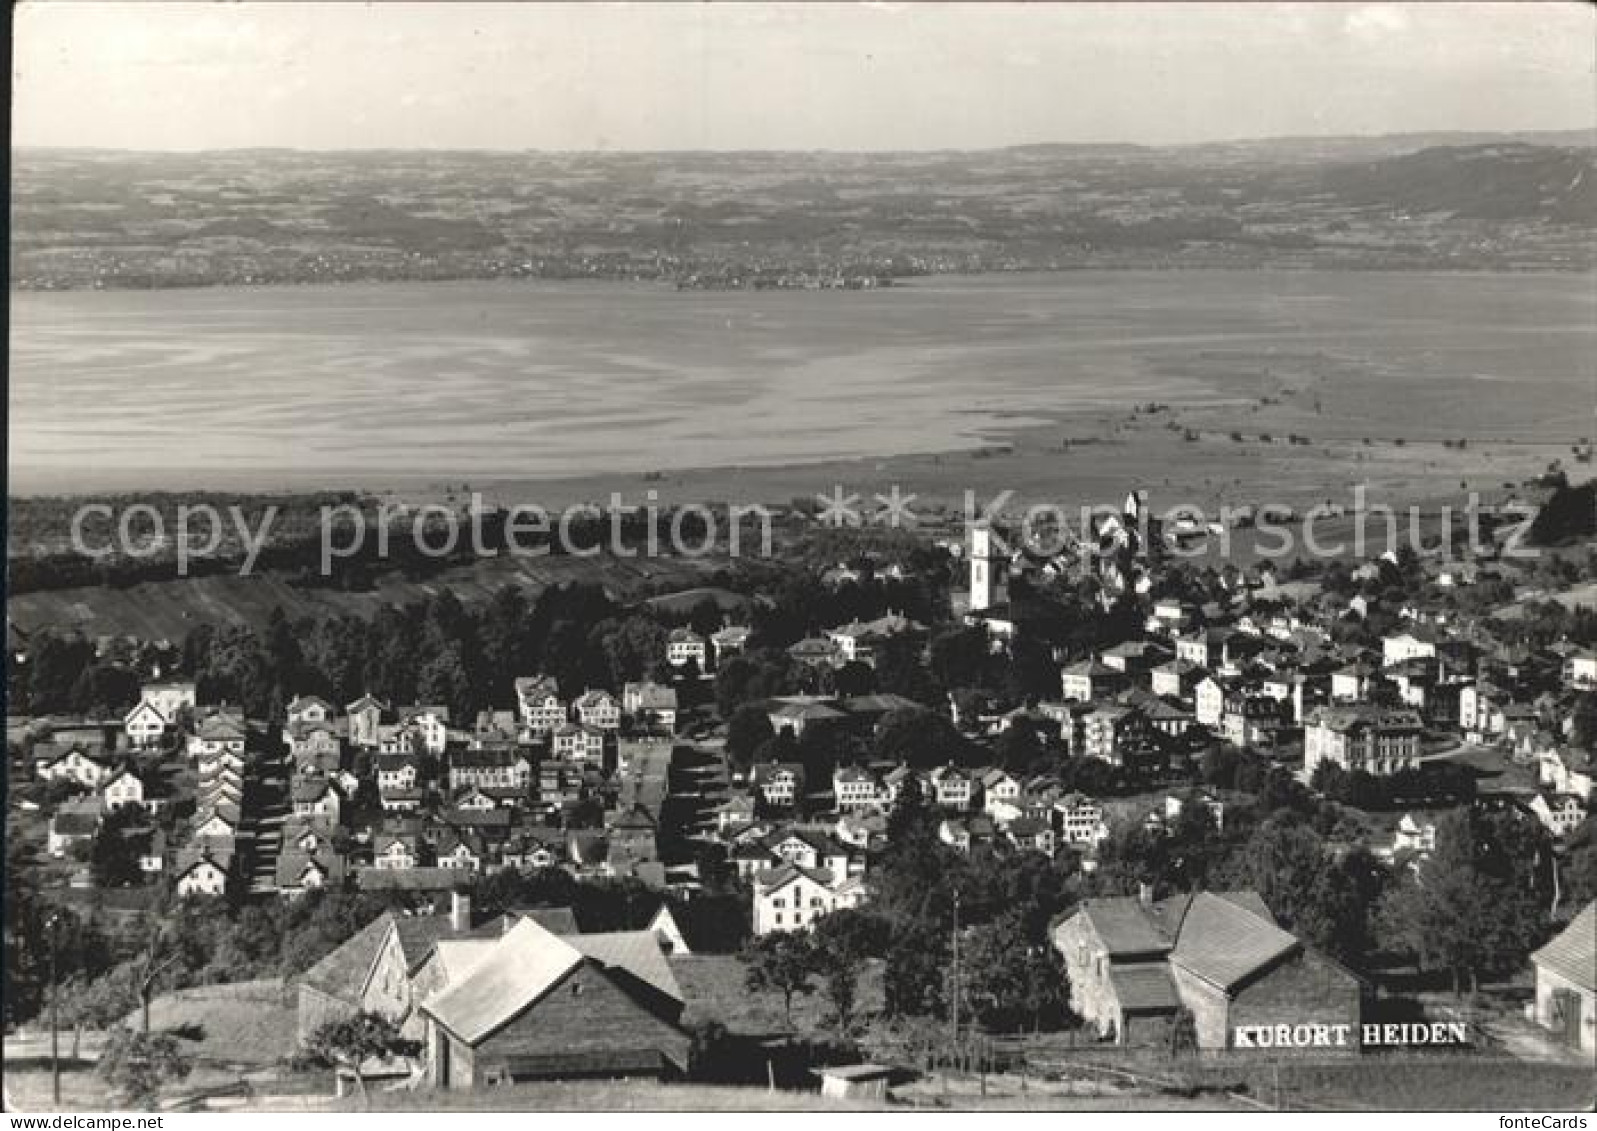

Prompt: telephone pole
xmin=49 ymin=914 xmax=60 ymax=1106
xmin=950 ymin=890 xmax=961 ymax=1073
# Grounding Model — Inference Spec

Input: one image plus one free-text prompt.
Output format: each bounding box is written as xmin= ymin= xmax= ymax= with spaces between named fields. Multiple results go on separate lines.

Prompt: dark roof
xmin=422 ymin=919 xmax=678 ymax=1045
xmin=297 ymin=913 xmax=392 ymax=1003
xmin=1169 ymin=892 xmax=1299 ymax=991
xmin=393 ymin=912 xmax=506 ymax=972
xmin=1109 ymin=963 xmax=1181 ymax=1013
xmin=510 ymin=906 xmax=580 ymax=935
xmin=1532 ymin=902 xmax=1596 ymax=992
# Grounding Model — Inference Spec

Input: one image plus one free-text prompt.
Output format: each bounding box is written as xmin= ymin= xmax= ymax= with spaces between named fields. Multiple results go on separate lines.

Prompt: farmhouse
xmin=1051 ymin=890 xmax=1361 ymax=1049
xmin=1529 ymin=901 xmax=1595 ymax=1055
xmin=420 ymin=917 xmax=689 ymax=1086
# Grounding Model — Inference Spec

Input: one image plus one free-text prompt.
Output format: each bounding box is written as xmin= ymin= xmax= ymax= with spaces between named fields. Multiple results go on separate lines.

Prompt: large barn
xmin=1051 ymin=889 xmax=1362 ymax=1049
xmin=420 ymin=917 xmax=690 ymax=1086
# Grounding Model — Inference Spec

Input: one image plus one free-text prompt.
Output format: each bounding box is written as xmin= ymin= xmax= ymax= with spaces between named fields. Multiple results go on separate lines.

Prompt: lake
xmin=9 ymin=271 xmax=1595 ymax=493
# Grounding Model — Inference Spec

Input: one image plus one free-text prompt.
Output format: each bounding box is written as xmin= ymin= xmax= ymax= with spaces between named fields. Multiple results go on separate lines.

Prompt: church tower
xmin=969 ymin=522 xmax=1006 ymax=612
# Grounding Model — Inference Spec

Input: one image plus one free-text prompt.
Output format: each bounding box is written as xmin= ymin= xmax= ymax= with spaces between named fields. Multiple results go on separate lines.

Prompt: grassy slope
xmin=124 ymin=979 xmax=299 ymax=1067
xmin=7 ymin=553 xmax=725 ymax=639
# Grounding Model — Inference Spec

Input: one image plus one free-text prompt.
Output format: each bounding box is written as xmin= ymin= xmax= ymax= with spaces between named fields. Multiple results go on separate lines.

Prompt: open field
xmin=126 ymin=979 xmax=300 ymax=1067
xmin=672 ymin=954 xmax=884 ymax=1035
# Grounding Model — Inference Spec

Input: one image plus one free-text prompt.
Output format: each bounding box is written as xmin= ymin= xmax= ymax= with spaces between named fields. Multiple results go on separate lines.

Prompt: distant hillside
xmin=12 ymin=133 xmax=1596 ymax=289
xmin=1321 ymin=144 xmax=1597 ymax=222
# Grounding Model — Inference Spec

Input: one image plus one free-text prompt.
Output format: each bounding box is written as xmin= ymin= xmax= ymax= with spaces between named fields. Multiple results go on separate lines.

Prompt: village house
xmin=622 ymin=681 xmax=678 ymax=733
xmin=175 ymin=848 xmax=232 ymax=899
xmin=292 ymin=776 xmax=343 ymax=824
xmin=1386 ymin=812 xmax=1438 ymax=860
xmin=1055 ymin=794 xmax=1109 ymax=848
xmin=345 ymin=695 xmax=390 ymax=749
xmin=751 ymin=761 xmax=805 ymax=810
xmin=399 ymin=707 xmax=452 ymax=755
xmin=1221 ymin=693 xmax=1289 ymax=749
xmin=123 ymin=699 xmax=173 ymax=750
xmin=141 ymin=680 xmax=197 ymax=721
xmin=712 ymin=792 xmax=756 ymax=832
xmin=287 ymin=721 xmax=343 ymax=773
xmin=377 ymin=753 xmax=422 ymax=794
xmin=836 ymin=811 xmax=888 ymax=851
xmin=100 ymin=767 xmax=150 ymax=813
xmin=929 ymin=764 xmax=976 ymax=811
xmin=287 ymin=694 xmax=335 ymax=726
xmin=36 ymin=745 xmax=115 ymax=789
xmin=1528 ymin=793 xmax=1587 ymax=839
xmin=981 ymin=769 xmax=1023 ymax=818
xmin=276 ymin=850 xmax=347 ymax=898
xmin=449 ymin=749 xmax=533 ymax=792
xmin=938 ymin=815 xmax=997 ymax=853
xmin=1100 ymin=640 xmax=1169 ymax=676
xmin=825 ymin=613 xmax=925 ymax=668
xmin=711 ymin=625 xmax=751 ymax=661
xmin=514 ymin=677 xmax=566 ymax=736
xmin=375 ymin=834 xmax=421 ymax=871
xmin=574 ymin=689 xmax=622 ymax=731
xmin=1007 ymin=816 xmax=1056 ymax=857
xmin=1529 ymin=902 xmax=1595 ymax=1055
xmin=1150 ymin=659 xmax=1205 ymax=700
xmin=1175 ymin=627 xmax=1250 ymax=672
xmin=48 ymin=802 xmax=100 ymax=857
xmin=551 ymin=724 xmax=606 ymax=766
xmin=1304 ymin=705 xmax=1424 ymax=778
xmin=1080 ymin=703 xmax=1151 ymax=766
xmin=665 ymin=627 xmax=707 ymax=669
xmin=767 ymin=696 xmax=847 ymax=738
xmin=1051 ymin=890 xmax=1361 ymax=1049
xmin=1194 ymin=676 xmax=1227 ymax=729
xmin=187 ymin=713 xmax=248 ymax=761
xmin=752 ymin=863 xmax=867 ymax=935
xmin=832 ymin=765 xmax=879 ymax=812
xmin=1563 ymin=651 xmax=1597 ymax=690
xmin=1060 ymin=660 xmax=1129 ymax=703
xmin=788 ymin=637 xmax=845 ymax=668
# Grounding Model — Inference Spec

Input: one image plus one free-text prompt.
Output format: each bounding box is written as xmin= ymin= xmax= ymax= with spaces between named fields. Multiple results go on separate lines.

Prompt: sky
xmin=12 ymin=2 xmax=1596 ymax=151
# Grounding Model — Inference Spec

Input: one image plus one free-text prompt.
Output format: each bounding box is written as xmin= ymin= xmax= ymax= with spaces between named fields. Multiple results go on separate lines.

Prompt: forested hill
xmin=12 ymin=134 xmax=1596 ymax=290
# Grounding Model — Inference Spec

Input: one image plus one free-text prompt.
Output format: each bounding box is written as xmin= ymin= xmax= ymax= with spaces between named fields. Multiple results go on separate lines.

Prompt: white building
xmin=752 ymin=863 xmax=867 ymax=935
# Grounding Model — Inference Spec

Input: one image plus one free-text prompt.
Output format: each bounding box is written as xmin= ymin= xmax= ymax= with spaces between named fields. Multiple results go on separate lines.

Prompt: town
xmin=6 ymin=473 xmax=1595 ymax=1110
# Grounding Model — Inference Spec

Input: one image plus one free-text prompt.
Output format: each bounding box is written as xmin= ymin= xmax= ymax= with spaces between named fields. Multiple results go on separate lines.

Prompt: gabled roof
xmin=298 ymin=913 xmax=393 ymax=1002
xmin=1531 ymin=902 xmax=1596 ymax=993
xmin=566 ymin=930 xmax=682 ymax=1004
xmin=1169 ymin=892 xmax=1300 ymax=991
xmin=1073 ymin=897 xmax=1171 ymax=956
xmin=509 ymin=906 xmax=580 ymax=935
xmin=420 ymin=920 xmax=585 ymax=1043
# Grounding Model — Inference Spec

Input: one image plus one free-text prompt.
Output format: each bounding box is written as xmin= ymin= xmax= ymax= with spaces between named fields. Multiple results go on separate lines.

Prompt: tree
xmin=1378 ymin=807 xmax=1550 ymax=994
xmin=740 ymin=932 xmax=815 ymax=1029
xmin=724 ymin=703 xmax=776 ymax=770
xmin=874 ymin=706 xmax=967 ymax=769
xmin=810 ymin=910 xmax=885 ymax=1035
xmin=56 ymin=965 xmax=140 ymax=1059
xmin=301 ymin=1011 xmax=420 ymax=1105
xmin=960 ymin=912 xmax=1074 ymax=1032
xmin=97 ymin=1027 xmax=191 ymax=1107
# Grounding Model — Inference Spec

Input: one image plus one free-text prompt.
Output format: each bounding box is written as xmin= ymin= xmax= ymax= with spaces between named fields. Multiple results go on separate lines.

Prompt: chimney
xmin=450 ymin=889 xmax=471 ymax=932
xmin=1137 ymin=882 xmax=1155 ymax=907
